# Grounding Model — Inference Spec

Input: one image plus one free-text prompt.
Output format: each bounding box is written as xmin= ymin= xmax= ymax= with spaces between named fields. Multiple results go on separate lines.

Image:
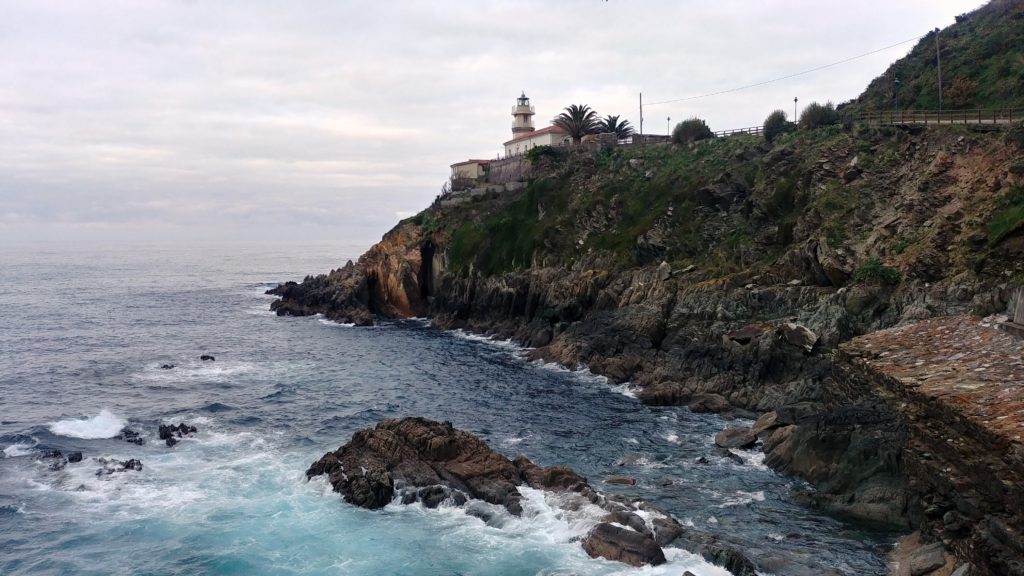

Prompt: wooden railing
xmin=851 ymin=108 xmax=1022 ymax=126
xmin=714 ymin=126 xmax=764 ymax=138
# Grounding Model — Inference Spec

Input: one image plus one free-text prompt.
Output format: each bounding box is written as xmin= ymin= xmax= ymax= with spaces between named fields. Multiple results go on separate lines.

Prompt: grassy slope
xmin=849 ymin=0 xmax=1024 ymax=112
xmin=423 ymin=123 xmax=1022 ymax=286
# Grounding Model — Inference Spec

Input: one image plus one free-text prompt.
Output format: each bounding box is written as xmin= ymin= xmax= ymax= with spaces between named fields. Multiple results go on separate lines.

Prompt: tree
xmin=763 ymin=109 xmax=794 ymax=143
xmin=600 ymin=115 xmax=635 ymax=139
xmin=798 ymin=101 xmax=840 ymax=130
xmin=671 ymin=117 xmax=714 ymax=144
xmin=553 ymin=104 xmax=601 ymax=145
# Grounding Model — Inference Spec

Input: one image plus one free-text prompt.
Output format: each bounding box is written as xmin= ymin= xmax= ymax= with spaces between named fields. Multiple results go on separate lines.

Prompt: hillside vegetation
xmin=850 ymin=0 xmax=1024 ymax=112
xmin=429 ymin=123 xmax=1024 ymax=288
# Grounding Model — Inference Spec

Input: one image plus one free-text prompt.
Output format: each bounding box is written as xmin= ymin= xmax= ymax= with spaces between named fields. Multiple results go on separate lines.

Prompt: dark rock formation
xmin=307 ymin=418 xmax=757 ymax=570
xmin=582 ymin=523 xmax=665 ymax=567
xmin=159 ymin=364 xmax=174 ymax=370
xmin=67 ymin=451 xmax=82 ymax=463
xmin=714 ymin=427 xmax=757 ymax=449
xmin=199 ymin=355 xmax=215 ymax=361
xmin=95 ymin=458 xmax=143 ymax=475
xmin=159 ymin=423 xmax=197 ymax=447
xmin=116 ymin=428 xmax=145 ymax=445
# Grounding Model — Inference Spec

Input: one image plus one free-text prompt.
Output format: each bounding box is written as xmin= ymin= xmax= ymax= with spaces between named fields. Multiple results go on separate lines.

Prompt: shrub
xmin=526 ymin=145 xmax=568 ymax=164
xmin=946 ymin=77 xmax=977 ymax=108
xmin=672 ymin=117 xmax=714 ymax=144
xmin=799 ymin=101 xmax=840 ymax=130
xmin=763 ymin=109 xmax=794 ymax=143
xmin=854 ymin=258 xmax=901 ymax=285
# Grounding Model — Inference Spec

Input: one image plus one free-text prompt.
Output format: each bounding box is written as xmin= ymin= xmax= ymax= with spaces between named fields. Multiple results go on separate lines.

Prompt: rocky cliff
xmin=272 ymin=121 xmax=1023 ymax=574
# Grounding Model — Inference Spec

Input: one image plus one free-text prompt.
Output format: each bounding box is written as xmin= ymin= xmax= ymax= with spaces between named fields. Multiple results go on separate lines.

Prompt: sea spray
xmin=49 ymin=409 xmax=126 ymax=439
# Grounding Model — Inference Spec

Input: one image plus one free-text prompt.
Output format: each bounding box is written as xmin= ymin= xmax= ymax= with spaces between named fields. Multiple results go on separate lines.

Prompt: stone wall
xmin=486 ymin=156 xmax=531 ymax=185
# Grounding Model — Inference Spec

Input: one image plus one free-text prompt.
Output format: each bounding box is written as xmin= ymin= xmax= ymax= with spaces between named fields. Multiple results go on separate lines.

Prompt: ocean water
xmin=0 ymin=243 xmax=888 ymax=575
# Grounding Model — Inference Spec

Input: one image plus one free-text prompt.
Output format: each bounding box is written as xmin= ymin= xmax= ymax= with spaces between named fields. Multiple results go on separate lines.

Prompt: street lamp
xmin=667 ymin=116 xmax=671 ymax=136
xmin=793 ymin=97 xmax=798 ymax=124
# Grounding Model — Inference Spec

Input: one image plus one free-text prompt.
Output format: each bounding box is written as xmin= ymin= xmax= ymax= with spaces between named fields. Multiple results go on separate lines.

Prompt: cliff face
xmin=271 ymin=124 xmax=1023 ymax=574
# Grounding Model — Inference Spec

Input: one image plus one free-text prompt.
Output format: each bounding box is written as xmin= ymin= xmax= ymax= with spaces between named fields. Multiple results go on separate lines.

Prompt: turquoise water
xmin=0 ymin=243 xmax=887 ymax=575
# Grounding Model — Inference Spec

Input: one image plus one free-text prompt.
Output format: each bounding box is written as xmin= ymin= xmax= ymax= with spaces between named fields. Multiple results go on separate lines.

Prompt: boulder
xmin=159 ymin=364 xmax=174 ymax=370
xmin=777 ymin=323 xmax=818 ymax=353
xmin=199 ymin=355 xmax=215 ymax=361
xmin=67 ymin=452 xmax=83 ymax=463
xmin=750 ymin=411 xmax=781 ymax=436
xmin=604 ymin=475 xmax=637 ymax=486
xmin=908 ymin=542 xmax=947 ymax=575
xmin=687 ymin=393 xmax=731 ymax=414
xmin=672 ymin=527 xmax=759 ymax=576
xmin=714 ymin=427 xmax=757 ymax=449
xmin=582 ymin=523 xmax=666 ymax=567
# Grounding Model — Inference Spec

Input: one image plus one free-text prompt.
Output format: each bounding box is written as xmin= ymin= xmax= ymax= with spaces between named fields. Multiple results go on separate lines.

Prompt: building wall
xmin=503 ymin=131 xmax=568 ymax=157
xmin=451 ymin=162 xmax=486 ymax=180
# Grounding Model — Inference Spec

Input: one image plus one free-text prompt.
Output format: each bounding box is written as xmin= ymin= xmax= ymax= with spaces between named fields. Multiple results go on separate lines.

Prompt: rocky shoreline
xmin=271 ymin=125 xmax=1023 ymax=575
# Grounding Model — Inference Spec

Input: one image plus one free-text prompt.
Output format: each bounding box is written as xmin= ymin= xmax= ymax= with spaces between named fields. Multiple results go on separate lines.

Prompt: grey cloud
xmin=0 ymin=0 xmax=981 ymax=245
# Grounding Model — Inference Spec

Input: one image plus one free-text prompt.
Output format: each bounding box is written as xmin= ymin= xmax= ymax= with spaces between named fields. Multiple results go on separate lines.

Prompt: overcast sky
xmin=0 ymin=0 xmax=982 ymax=246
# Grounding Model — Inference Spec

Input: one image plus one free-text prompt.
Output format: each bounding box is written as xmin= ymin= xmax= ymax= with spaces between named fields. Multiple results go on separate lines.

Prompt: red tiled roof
xmin=503 ymin=125 xmax=567 ymax=146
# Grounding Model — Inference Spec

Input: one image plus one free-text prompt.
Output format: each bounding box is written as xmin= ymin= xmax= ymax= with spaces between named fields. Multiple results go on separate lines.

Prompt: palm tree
xmin=600 ymin=115 xmax=634 ymax=139
xmin=552 ymin=104 xmax=601 ymax=145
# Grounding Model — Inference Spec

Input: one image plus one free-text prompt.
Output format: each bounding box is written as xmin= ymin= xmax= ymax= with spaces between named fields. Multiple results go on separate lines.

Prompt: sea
xmin=0 ymin=242 xmax=889 ymax=575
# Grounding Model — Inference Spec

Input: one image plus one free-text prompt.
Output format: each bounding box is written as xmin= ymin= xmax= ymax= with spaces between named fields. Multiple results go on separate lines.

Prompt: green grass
xmin=987 ymin=186 xmax=1024 ymax=247
xmin=854 ymin=258 xmax=901 ymax=286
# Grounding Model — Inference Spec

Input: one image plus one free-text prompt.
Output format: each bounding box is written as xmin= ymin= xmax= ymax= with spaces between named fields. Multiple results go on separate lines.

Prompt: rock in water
xmin=308 ymin=417 xmax=697 ymax=568
xmin=714 ymin=427 xmax=758 ymax=449
xmin=116 ymin=428 xmax=145 ymax=445
xmin=199 ymin=355 xmax=215 ymax=361
xmin=158 ymin=423 xmax=197 ymax=447
xmin=306 ymin=417 xmax=527 ymax=513
xmin=582 ymin=523 xmax=666 ymax=567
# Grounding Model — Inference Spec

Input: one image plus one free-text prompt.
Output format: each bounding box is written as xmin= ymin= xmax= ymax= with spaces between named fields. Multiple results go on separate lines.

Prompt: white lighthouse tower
xmin=511 ymin=92 xmax=536 ymax=137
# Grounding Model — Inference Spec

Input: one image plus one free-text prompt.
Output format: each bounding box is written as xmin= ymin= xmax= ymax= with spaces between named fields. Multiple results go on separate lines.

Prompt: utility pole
xmin=639 ymin=92 xmax=644 ymax=136
xmin=667 ymin=116 xmax=671 ymax=136
xmin=894 ymin=77 xmax=901 ymax=114
xmin=794 ymin=97 xmax=798 ymax=124
xmin=935 ymin=28 xmax=943 ymax=111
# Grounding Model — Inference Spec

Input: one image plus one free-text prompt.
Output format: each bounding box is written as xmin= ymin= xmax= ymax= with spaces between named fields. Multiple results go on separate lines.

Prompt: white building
xmin=502 ymin=92 xmax=569 ymax=157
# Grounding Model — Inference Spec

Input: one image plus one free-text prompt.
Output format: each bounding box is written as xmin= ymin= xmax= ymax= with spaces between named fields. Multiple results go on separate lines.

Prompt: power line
xmin=636 ymin=32 xmax=926 ymax=111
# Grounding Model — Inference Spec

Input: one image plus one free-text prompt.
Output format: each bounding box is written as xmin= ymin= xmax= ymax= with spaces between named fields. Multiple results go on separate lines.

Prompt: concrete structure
xmin=450 ymin=159 xmax=490 ymax=180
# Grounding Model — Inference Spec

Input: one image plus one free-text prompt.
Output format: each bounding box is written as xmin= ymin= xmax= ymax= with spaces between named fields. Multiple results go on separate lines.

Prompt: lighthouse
xmin=511 ymin=92 xmax=536 ymax=136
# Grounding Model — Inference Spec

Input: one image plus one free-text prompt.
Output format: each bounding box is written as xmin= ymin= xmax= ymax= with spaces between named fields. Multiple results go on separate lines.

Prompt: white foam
xmin=49 ymin=409 xmax=126 ymax=439
xmin=609 ymin=382 xmax=638 ymax=398
xmin=383 ymin=486 xmax=732 ymax=575
xmin=3 ymin=442 xmax=37 ymax=457
xmin=716 ymin=490 xmax=766 ymax=508
xmin=662 ymin=432 xmax=680 ymax=444
xmin=316 ymin=316 xmax=355 ymax=328
xmin=451 ymin=329 xmax=526 ymax=351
